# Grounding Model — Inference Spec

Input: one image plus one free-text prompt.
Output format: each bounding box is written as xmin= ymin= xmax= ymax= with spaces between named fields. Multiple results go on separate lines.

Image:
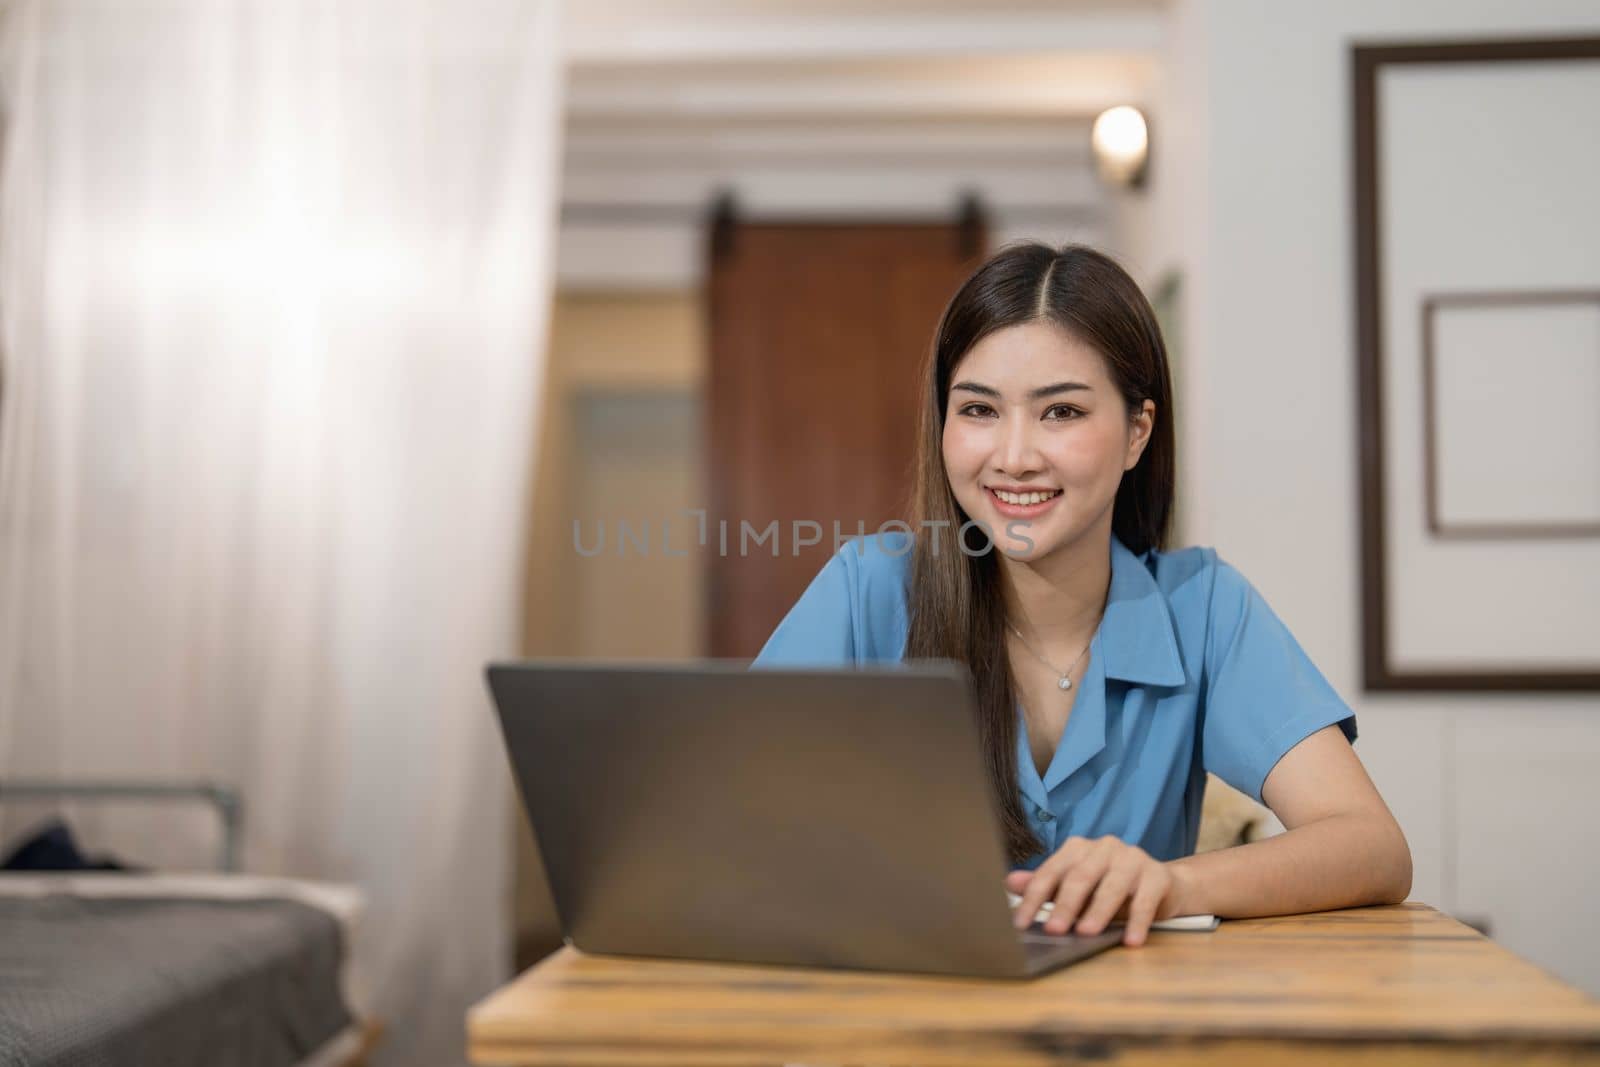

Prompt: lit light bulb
xmin=1091 ymin=105 xmax=1150 ymax=188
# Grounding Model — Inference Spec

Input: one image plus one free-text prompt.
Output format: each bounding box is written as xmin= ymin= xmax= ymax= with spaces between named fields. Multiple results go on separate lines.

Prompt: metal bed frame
xmin=0 ymin=780 xmax=243 ymax=871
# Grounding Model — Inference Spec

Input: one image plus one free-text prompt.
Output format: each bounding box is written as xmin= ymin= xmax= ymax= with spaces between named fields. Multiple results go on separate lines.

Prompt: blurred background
xmin=1 ymin=1 xmax=1597 ymax=1065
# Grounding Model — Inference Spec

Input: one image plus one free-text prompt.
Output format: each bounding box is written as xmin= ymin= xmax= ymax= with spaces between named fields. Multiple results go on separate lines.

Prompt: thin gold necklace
xmin=1007 ymin=624 xmax=1091 ymax=691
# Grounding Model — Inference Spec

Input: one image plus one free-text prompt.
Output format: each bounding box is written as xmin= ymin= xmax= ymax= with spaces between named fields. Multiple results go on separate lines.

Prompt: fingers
xmin=1122 ymin=875 xmax=1168 ymax=947
xmin=1012 ymin=836 xmax=1176 ymax=946
xmin=1012 ymin=836 xmax=1090 ymax=929
xmin=1070 ymin=857 xmax=1139 ymax=936
xmin=1043 ymin=850 xmax=1113 ymax=935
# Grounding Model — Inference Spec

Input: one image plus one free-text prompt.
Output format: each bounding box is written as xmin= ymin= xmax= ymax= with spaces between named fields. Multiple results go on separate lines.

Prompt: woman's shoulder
xmin=1138 ymin=541 xmax=1298 ymax=656
xmin=1138 ymin=539 xmax=1222 ymax=595
xmin=827 ymin=530 xmax=916 ymax=603
xmin=1134 ymin=539 xmax=1260 ymax=629
xmin=754 ymin=531 xmax=911 ymax=665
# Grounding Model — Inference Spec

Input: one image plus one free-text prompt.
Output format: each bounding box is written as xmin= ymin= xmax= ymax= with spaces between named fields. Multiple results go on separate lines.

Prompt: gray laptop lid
xmin=488 ymin=659 xmax=1051 ymax=978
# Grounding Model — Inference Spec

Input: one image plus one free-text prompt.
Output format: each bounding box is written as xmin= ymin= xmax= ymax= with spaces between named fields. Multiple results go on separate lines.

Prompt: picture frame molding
xmin=1351 ymin=35 xmax=1600 ymax=692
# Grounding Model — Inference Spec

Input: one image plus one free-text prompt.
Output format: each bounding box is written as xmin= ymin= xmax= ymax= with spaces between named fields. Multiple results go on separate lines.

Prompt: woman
xmin=752 ymin=242 xmax=1411 ymax=948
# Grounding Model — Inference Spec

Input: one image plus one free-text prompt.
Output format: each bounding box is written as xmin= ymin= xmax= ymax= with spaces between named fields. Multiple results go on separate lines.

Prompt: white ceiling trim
xmin=567 ymin=73 xmax=1153 ymax=122
xmin=565 ymin=9 xmax=1165 ymax=66
xmin=566 ymin=50 xmax=1159 ymax=123
xmin=564 ymin=118 xmax=1094 ymax=165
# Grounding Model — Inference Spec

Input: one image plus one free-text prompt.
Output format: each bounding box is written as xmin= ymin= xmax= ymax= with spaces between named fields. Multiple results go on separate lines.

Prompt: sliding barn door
xmin=707 ymin=220 xmax=985 ymax=658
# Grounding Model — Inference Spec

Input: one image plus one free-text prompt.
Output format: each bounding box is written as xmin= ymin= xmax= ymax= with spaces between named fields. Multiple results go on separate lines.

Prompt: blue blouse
xmin=751 ymin=532 xmax=1358 ymax=868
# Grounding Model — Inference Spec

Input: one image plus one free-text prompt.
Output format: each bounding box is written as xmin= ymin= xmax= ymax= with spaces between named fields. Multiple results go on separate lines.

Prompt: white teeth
xmin=993 ymin=489 xmax=1059 ymax=506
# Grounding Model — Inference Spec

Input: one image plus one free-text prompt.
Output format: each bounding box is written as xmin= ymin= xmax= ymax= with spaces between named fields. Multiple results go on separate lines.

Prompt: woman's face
xmin=940 ymin=321 xmax=1154 ymax=563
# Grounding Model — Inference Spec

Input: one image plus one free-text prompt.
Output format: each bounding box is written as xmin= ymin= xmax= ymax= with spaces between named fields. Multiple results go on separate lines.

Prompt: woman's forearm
xmin=1166 ymin=812 xmax=1412 ymax=919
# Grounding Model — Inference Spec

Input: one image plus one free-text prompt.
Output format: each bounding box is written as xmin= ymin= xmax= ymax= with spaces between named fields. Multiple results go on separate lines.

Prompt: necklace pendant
xmin=1058 ymin=676 xmax=1073 ymax=691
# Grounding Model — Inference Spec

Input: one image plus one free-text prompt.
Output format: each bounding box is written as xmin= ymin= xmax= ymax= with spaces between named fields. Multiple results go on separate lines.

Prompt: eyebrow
xmin=950 ymin=380 xmax=1093 ymax=400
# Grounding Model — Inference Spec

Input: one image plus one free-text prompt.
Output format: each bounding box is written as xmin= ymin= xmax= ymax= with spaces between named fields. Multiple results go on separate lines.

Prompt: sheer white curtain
xmin=0 ymin=1 xmax=563 ymax=1061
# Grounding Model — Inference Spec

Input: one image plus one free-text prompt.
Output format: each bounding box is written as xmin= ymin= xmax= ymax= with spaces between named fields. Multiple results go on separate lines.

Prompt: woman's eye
xmin=957 ymin=402 xmax=995 ymax=418
xmin=1044 ymin=404 xmax=1084 ymax=421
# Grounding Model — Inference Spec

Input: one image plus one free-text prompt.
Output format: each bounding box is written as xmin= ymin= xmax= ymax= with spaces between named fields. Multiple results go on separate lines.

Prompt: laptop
xmin=486 ymin=659 xmax=1124 ymax=979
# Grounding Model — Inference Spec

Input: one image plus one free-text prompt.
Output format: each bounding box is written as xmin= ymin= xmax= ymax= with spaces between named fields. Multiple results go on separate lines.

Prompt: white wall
xmin=1161 ymin=0 xmax=1600 ymax=992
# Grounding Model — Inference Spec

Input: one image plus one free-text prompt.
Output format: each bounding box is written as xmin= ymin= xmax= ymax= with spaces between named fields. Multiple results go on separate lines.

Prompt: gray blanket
xmin=0 ymin=894 xmax=351 ymax=1067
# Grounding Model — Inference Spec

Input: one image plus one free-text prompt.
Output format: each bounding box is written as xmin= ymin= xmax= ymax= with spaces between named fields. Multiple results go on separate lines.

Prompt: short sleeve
xmin=751 ymin=550 xmax=858 ymax=667
xmin=1201 ymin=559 xmax=1358 ymax=804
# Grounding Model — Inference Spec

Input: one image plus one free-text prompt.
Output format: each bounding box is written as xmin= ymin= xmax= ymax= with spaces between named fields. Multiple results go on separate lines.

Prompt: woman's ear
xmin=1124 ymin=400 xmax=1156 ymax=471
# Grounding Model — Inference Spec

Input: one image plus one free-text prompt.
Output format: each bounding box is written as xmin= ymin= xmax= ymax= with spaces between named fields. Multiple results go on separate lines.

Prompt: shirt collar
xmin=1016 ymin=535 xmax=1187 ymax=805
xmin=1099 ymin=534 xmax=1187 ymax=687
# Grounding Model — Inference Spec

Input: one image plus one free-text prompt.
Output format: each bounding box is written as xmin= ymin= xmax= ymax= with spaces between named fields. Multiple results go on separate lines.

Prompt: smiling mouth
xmin=988 ymin=487 xmax=1062 ymax=507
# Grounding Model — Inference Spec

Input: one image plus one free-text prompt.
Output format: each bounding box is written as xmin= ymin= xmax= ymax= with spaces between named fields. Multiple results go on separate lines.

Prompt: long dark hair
xmin=904 ymin=242 xmax=1175 ymax=863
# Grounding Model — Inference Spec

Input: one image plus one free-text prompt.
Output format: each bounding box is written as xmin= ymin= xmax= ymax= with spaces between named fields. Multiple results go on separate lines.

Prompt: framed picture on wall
xmin=1352 ymin=36 xmax=1600 ymax=691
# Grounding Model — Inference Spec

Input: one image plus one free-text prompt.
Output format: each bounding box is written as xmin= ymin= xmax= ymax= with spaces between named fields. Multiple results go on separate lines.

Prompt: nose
xmin=994 ymin=412 xmax=1043 ymax=478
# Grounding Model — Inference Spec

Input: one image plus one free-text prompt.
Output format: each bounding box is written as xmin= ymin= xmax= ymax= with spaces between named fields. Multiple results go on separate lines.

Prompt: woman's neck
xmin=999 ymin=522 xmax=1113 ymax=649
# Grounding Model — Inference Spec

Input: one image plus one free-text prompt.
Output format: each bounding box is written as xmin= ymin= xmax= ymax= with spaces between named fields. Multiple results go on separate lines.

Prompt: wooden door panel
xmin=708 ymin=222 xmax=984 ymax=657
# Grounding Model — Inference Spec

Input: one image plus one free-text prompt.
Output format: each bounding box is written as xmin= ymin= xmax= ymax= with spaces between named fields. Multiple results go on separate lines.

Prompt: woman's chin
xmin=948 ymin=502 xmax=1064 ymax=560
xmin=996 ymin=531 xmax=1050 ymax=561
xmin=988 ymin=514 xmax=1077 ymax=562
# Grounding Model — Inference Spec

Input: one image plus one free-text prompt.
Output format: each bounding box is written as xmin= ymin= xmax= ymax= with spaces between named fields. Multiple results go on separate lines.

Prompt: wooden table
xmin=467 ymin=903 xmax=1600 ymax=1065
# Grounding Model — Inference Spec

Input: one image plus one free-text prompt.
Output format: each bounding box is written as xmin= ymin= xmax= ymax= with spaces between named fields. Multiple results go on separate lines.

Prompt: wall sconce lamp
xmin=1091 ymin=105 xmax=1151 ymax=189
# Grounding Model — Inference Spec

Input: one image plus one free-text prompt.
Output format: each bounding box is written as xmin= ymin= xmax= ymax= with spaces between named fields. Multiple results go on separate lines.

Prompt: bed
xmin=0 ymin=781 xmax=375 ymax=1067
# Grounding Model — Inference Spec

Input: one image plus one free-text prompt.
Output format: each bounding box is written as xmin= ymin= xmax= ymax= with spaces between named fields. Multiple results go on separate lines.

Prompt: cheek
xmin=1046 ymin=425 xmax=1123 ymax=483
xmin=941 ymin=422 xmax=983 ymax=476
xmin=1068 ymin=428 xmax=1132 ymax=483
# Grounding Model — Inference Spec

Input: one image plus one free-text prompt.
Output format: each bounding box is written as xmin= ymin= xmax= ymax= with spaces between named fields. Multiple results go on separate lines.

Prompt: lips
xmin=986 ymin=486 xmax=1062 ymax=519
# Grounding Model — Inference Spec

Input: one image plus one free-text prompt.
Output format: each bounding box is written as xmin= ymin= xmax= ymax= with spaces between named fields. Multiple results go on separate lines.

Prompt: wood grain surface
xmin=467 ymin=903 xmax=1600 ymax=1066
xmin=705 ymin=221 xmax=984 ymax=659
